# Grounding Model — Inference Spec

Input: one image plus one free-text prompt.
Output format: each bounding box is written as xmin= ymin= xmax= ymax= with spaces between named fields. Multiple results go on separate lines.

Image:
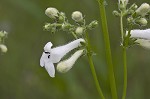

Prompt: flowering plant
xmin=39 ymin=0 xmax=150 ymax=99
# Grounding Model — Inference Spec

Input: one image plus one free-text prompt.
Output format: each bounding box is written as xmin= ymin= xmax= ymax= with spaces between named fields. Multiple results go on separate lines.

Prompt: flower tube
xmin=129 ymin=29 xmax=150 ymax=49
xmin=57 ymin=49 xmax=84 ymax=73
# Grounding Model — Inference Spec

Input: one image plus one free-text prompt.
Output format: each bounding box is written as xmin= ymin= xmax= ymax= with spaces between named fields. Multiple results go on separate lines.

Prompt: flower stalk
xmin=85 ymin=32 xmax=105 ymax=99
xmin=97 ymin=0 xmax=118 ymax=99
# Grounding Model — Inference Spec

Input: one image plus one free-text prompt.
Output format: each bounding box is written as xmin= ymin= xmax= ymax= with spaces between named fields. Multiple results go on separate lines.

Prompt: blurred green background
xmin=0 ymin=0 xmax=150 ymax=99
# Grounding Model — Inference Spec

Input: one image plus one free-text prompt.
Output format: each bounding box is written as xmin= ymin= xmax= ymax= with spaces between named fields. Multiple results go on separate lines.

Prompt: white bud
xmin=57 ymin=49 xmax=84 ymax=73
xmin=72 ymin=11 xmax=83 ymax=22
xmin=118 ymin=0 xmax=129 ymax=5
xmin=136 ymin=18 xmax=147 ymax=26
xmin=45 ymin=7 xmax=59 ymax=19
xmin=0 ymin=44 xmax=7 ymax=53
xmin=75 ymin=27 xmax=84 ymax=35
xmin=0 ymin=31 xmax=7 ymax=37
xmin=136 ymin=3 xmax=150 ymax=16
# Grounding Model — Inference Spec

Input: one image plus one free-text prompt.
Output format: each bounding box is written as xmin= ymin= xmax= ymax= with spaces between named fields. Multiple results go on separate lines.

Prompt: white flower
xmin=129 ymin=29 xmax=150 ymax=49
xmin=40 ymin=38 xmax=85 ymax=77
xmin=136 ymin=3 xmax=150 ymax=16
xmin=72 ymin=11 xmax=83 ymax=22
xmin=57 ymin=49 xmax=84 ymax=73
xmin=0 ymin=44 xmax=7 ymax=53
xmin=45 ymin=7 xmax=59 ymax=19
xmin=75 ymin=27 xmax=84 ymax=35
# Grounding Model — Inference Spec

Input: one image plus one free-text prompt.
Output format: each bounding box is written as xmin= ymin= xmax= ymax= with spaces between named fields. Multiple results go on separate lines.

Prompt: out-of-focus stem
xmin=97 ymin=0 xmax=118 ymax=99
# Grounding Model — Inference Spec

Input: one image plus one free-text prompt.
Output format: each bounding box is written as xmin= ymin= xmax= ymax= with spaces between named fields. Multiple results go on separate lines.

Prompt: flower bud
xmin=136 ymin=3 xmax=150 ymax=16
xmin=136 ymin=18 xmax=147 ymax=26
xmin=118 ymin=0 xmax=129 ymax=5
xmin=45 ymin=7 xmax=59 ymax=19
xmin=58 ymin=12 xmax=66 ymax=23
xmin=0 ymin=31 xmax=7 ymax=38
xmin=88 ymin=20 xmax=98 ymax=30
xmin=127 ymin=17 xmax=134 ymax=24
xmin=129 ymin=3 xmax=138 ymax=10
xmin=72 ymin=11 xmax=83 ymax=22
xmin=44 ymin=23 xmax=51 ymax=30
xmin=0 ymin=44 xmax=7 ymax=53
xmin=57 ymin=49 xmax=84 ymax=73
xmin=118 ymin=0 xmax=129 ymax=10
xmin=75 ymin=27 xmax=84 ymax=35
xmin=62 ymin=23 xmax=71 ymax=31
xmin=112 ymin=10 xmax=120 ymax=17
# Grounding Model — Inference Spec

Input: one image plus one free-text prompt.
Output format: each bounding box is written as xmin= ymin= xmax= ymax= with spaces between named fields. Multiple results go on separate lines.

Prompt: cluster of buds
xmin=113 ymin=1 xmax=150 ymax=48
xmin=44 ymin=7 xmax=98 ymax=37
xmin=0 ymin=31 xmax=8 ymax=53
xmin=40 ymin=7 xmax=98 ymax=77
xmin=114 ymin=2 xmax=150 ymax=26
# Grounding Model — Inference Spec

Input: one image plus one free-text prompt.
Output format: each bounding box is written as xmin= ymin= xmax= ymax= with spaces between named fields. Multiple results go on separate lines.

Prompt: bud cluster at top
xmin=44 ymin=7 xmax=98 ymax=38
xmin=113 ymin=1 xmax=150 ymax=48
xmin=114 ymin=1 xmax=150 ymax=26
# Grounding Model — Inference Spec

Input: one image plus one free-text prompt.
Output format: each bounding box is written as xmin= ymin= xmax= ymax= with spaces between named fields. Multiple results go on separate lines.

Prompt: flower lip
xmin=44 ymin=42 xmax=53 ymax=52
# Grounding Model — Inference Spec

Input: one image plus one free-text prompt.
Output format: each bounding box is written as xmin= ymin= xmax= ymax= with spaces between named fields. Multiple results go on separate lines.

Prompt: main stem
xmin=122 ymin=47 xmax=127 ymax=99
xmin=85 ymin=32 xmax=105 ymax=99
xmin=120 ymin=13 xmax=127 ymax=99
xmin=98 ymin=0 xmax=118 ymax=99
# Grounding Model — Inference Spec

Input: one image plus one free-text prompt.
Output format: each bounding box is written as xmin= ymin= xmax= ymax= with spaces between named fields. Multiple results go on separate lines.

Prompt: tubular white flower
xmin=57 ymin=49 xmax=84 ymax=73
xmin=0 ymin=44 xmax=7 ymax=53
xmin=40 ymin=38 xmax=85 ymax=77
xmin=136 ymin=39 xmax=150 ymax=49
xmin=50 ymin=38 xmax=85 ymax=63
xmin=129 ymin=29 xmax=150 ymax=39
xmin=136 ymin=3 xmax=150 ymax=16
xmin=72 ymin=11 xmax=83 ymax=22
xmin=129 ymin=29 xmax=150 ymax=49
xmin=45 ymin=7 xmax=59 ymax=19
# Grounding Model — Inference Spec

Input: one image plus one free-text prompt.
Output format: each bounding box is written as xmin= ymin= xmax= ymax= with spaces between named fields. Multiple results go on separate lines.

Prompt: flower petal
xmin=40 ymin=52 xmax=46 ymax=67
xmin=45 ymin=61 xmax=55 ymax=77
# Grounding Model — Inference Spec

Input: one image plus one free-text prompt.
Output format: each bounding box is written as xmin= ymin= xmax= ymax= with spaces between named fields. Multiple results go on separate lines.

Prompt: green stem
xmin=120 ymin=13 xmax=127 ymax=99
xmin=122 ymin=47 xmax=127 ymax=99
xmin=71 ymin=32 xmax=78 ymax=39
xmin=120 ymin=13 xmax=124 ymax=41
xmin=97 ymin=0 xmax=118 ymax=99
xmin=85 ymin=32 xmax=105 ymax=99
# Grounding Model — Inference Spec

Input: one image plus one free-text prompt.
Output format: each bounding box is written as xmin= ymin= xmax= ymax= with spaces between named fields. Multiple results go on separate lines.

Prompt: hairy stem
xmin=97 ymin=0 xmax=118 ymax=99
xmin=85 ymin=32 xmax=105 ymax=99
